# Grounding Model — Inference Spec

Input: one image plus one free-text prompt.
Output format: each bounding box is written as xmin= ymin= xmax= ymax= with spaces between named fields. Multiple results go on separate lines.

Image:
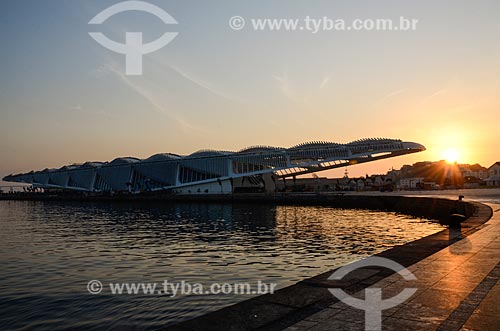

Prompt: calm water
xmin=0 ymin=201 xmax=444 ymax=331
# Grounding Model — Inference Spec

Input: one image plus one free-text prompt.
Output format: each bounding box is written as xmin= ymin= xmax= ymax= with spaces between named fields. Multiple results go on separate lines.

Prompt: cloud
xmin=103 ymin=62 xmax=206 ymax=133
xmin=273 ymin=71 xmax=295 ymax=101
xmin=68 ymin=103 xmax=117 ymax=119
xmin=319 ymin=76 xmax=330 ymax=89
xmin=418 ymin=88 xmax=449 ymax=105
xmin=376 ymin=88 xmax=408 ymax=104
xmin=429 ymin=88 xmax=448 ymax=98
xmin=167 ymin=63 xmax=238 ymax=102
xmin=146 ymin=55 xmax=242 ymax=103
xmin=88 ymin=64 xmax=112 ymax=79
xmin=70 ymin=104 xmax=83 ymax=111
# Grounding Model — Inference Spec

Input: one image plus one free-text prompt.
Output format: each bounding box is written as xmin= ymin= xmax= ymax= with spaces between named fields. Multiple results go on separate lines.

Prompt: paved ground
xmin=284 ymin=203 xmax=500 ymax=331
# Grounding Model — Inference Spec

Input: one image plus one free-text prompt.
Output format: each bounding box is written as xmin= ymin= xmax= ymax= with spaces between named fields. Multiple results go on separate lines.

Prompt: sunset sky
xmin=1 ymin=0 xmax=499 ymax=185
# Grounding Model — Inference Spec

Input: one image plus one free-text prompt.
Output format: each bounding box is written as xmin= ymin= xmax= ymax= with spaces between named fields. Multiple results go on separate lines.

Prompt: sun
xmin=443 ymin=148 xmax=460 ymax=163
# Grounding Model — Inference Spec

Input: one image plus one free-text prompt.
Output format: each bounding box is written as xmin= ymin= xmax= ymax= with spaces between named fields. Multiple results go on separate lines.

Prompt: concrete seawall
xmin=162 ymin=197 xmax=492 ymax=331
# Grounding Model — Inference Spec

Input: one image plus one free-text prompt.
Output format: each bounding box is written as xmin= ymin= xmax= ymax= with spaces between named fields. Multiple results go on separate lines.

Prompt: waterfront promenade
xmin=285 ymin=203 xmax=500 ymax=331
xmin=166 ymin=199 xmax=498 ymax=331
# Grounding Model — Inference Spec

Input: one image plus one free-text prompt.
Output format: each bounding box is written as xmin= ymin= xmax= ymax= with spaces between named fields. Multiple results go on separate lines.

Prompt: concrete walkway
xmin=285 ymin=204 xmax=500 ymax=331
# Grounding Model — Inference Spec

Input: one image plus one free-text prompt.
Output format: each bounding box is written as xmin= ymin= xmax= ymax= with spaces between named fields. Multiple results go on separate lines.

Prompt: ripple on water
xmin=0 ymin=201 xmax=444 ymax=330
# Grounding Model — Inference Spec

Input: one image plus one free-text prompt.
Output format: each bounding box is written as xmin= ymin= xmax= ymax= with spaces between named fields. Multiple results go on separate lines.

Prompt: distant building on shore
xmin=486 ymin=162 xmax=500 ymax=186
xmin=397 ymin=177 xmax=425 ymax=190
xmin=278 ymin=174 xmax=394 ymax=192
xmin=278 ymin=160 xmax=500 ymax=192
xmin=459 ymin=164 xmax=489 ymax=180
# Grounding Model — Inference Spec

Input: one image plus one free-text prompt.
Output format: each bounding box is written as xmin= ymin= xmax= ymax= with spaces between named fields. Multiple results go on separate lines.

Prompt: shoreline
xmin=156 ymin=196 xmax=491 ymax=331
xmin=1 ymin=195 xmax=493 ymax=330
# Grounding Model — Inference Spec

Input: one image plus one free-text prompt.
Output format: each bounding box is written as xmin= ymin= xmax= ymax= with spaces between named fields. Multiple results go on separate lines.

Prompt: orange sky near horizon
xmin=1 ymin=1 xmax=499 ymax=185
